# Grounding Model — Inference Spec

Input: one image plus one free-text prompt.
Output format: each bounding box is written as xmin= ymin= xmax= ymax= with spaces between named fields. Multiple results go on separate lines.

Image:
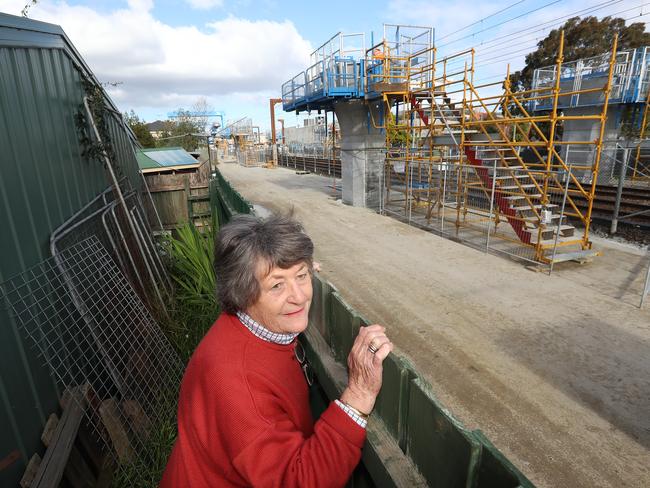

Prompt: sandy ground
xmin=219 ymin=163 xmax=650 ymax=488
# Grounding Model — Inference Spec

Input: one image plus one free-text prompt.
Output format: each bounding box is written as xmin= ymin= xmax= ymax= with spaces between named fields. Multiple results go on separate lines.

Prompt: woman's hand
xmin=340 ymin=324 xmax=393 ymax=415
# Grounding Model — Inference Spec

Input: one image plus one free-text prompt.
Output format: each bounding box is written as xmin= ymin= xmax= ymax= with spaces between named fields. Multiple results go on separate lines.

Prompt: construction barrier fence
xmin=380 ymin=164 xmax=575 ymax=269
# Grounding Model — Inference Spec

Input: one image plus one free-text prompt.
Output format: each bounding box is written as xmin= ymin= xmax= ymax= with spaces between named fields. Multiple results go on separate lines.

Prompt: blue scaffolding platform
xmin=282 ymin=56 xmax=365 ymax=113
xmin=282 ymin=26 xmax=434 ymax=114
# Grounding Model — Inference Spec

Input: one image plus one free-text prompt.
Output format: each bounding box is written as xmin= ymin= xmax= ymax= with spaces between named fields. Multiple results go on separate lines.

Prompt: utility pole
xmin=269 ymin=98 xmax=282 ymax=167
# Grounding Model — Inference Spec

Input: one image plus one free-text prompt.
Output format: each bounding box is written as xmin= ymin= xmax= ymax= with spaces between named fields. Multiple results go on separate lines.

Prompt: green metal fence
xmin=0 ymin=13 xmax=143 ymax=486
xmin=209 ymin=167 xmax=253 ymax=225
xmin=209 ymin=169 xmax=535 ymax=487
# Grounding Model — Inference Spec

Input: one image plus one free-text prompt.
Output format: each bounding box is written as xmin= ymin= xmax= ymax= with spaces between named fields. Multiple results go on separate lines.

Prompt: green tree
xmin=124 ymin=110 xmax=156 ymax=148
xmin=510 ymin=16 xmax=650 ymax=91
xmin=156 ymin=109 xmax=202 ymax=152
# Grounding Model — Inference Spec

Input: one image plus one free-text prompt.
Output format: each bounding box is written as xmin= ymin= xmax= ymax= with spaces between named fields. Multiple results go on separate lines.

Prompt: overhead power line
xmin=463 ymin=0 xmax=625 ymax=51
xmin=436 ymin=0 xmax=528 ymax=41
xmin=468 ymin=4 xmax=650 ymax=67
xmin=469 ymin=10 xmax=650 ymax=83
xmin=437 ymin=0 xmax=564 ymax=48
xmin=438 ymin=0 xmax=645 ymax=69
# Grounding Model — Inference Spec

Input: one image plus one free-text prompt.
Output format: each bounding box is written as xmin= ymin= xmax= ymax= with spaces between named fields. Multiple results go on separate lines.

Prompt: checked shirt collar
xmin=236 ymin=311 xmax=298 ymax=345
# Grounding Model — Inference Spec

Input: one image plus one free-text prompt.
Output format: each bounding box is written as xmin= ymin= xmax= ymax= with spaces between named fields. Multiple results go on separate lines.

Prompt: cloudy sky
xmin=0 ymin=0 xmax=647 ymax=131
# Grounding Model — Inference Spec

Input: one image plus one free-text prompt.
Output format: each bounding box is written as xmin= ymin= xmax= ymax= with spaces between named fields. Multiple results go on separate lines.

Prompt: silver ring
xmin=368 ymin=342 xmax=378 ymax=354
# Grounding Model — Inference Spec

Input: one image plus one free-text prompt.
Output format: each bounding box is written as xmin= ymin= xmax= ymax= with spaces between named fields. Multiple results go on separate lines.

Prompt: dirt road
xmin=219 ymin=163 xmax=650 ymax=488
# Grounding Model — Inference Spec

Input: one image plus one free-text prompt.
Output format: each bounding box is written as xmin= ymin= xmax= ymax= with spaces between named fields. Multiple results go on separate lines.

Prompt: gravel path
xmin=219 ymin=163 xmax=650 ymax=488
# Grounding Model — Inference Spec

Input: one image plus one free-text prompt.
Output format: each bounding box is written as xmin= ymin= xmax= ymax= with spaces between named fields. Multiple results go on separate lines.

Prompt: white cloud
xmin=185 ymin=0 xmax=224 ymax=10
xmin=127 ymin=0 xmax=154 ymax=12
xmin=4 ymin=0 xmax=312 ymax=122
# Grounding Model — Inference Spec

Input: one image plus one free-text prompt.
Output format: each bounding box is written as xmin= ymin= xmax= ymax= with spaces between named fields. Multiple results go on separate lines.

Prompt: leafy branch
xmin=74 ymin=79 xmax=120 ymax=175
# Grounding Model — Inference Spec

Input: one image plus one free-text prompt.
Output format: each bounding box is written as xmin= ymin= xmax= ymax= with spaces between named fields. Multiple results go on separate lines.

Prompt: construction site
xmin=218 ymin=21 xmax=650 ymax=487
xmin=1 ymin=5 xmax=650 ymax=488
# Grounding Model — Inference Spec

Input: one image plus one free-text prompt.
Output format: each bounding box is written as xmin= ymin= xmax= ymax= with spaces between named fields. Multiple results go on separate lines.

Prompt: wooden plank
xmin=99 ymin=398 xmax=134 ymax=463
xmin=19 ymin=454 xmax=41 ymax=488
xmin=122 ymin=399 xmax=151 ymax=441
xmin=152 ymin=190 xmax=188 ymax=227
xmin=187 ymin=194 xmax=210 ymax=202
xmin=406 ymin=378 xmax=481 ymax=487
xmin=184 ymin=175 xmax=192 ymax=221
xmin=32 ymin=388 xmax=86 ymax=487
xmin=147 ymin=184 xmax=186 ymax=193
xmin=148 ymin=183 xmax=210 ymax=193
xmin=374 ymin=354 xmax=414 ymax=446
xmin=330 ymin=293 xmax=356 ymax=363
xmin=41 ymin=414 xmax=58 ymax=447
xmin=473 ymin=431 xmax=534 ymax=488
xmin=75 ymin=420 xmax=105 ymax=474
xmin=95 ymin=456 xmax=116 ymax=488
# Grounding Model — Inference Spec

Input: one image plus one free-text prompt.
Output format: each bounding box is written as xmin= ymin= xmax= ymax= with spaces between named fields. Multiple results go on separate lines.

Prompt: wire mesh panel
xmin=379 ymin=162 xmax=576 ymax=267
xmin=0 ymin=236 xmax=183 ymax=474
xmin=236 ymin=147 xmax=269 ymax=167
xmin=51 ymin=185 xmax=171 ymax=317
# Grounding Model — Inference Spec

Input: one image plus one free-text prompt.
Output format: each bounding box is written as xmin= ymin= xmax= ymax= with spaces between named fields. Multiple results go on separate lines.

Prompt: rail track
xmin=279 ymin=155 xmax=650 ymax=228
xmin=569 ymin=184 xmax=650 ymax=228
xmin=278 ymin=155 xmax=341 ymax=178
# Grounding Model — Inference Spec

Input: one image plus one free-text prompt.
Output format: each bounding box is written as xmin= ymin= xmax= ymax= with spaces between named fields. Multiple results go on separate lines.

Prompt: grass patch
xmin=111 ymin=400 xmax=178 ymax=488
xmin=161 ymin=219 xmax=220 ymax=362
xmin=112 ymin=219 xmax=220 ymax=486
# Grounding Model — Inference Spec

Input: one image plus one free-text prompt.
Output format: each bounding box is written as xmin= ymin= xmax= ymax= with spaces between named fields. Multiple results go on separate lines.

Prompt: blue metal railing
xmin=282 ymin=57 xmax=362 ymax=111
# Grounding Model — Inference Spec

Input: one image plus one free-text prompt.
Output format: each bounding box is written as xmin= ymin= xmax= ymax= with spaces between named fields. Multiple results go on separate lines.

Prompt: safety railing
xmin=310 ymin=31 xmax=365 ymax=65
xmin=382 ymin=24 xmax=433 ymax=60
xmin=305 ymin=60 xmax=326 ymax=100
xmin=326 ymin=56 xmax=358 ymax=95
xmin=380 ymin=162 xmax=576 ymax=268
xmin=531 ymin=46 xmax=650 ymax=110
xmin=282 ymin=72 xmax=307 ymax=111
xmin=283 ymin=32 xmax=366 ymax=111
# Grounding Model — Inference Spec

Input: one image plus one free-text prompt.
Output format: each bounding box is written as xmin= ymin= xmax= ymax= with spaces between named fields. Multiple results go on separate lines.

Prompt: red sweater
xmin=160 ymin=313 xmax=366 ymax=487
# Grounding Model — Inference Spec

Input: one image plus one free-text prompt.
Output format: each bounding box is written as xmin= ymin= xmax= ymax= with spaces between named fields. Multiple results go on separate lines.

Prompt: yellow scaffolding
xmin=370 ymin=31 xmax=619 ymax=263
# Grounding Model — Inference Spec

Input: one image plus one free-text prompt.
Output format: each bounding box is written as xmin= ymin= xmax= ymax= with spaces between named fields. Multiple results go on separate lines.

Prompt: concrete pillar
xmin=334 ymin=100 xmax=384 ymax=210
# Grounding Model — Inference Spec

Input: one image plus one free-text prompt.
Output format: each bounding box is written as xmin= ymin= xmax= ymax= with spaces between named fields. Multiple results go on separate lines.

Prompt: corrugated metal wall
xmin=0 ymin=13 xmax=142 ymax=485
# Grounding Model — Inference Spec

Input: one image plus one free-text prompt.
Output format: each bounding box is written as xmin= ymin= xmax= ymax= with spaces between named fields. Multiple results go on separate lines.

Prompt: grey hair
xmin=213 ymin=213 xmax=314 ymax=314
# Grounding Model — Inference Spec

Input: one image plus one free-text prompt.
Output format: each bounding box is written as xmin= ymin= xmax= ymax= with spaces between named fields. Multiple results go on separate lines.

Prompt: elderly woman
xmin=160 ymin=214 xmax=392 ymax=487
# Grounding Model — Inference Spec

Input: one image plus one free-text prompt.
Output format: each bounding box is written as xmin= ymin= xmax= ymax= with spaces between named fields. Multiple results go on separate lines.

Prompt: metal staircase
xmin=374 ymin=32 xmax=619 ymax=263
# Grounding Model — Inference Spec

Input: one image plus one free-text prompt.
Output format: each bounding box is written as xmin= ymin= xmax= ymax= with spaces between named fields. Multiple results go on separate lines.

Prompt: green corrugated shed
xmin=0 ymin=12 xmax=142 ymax=485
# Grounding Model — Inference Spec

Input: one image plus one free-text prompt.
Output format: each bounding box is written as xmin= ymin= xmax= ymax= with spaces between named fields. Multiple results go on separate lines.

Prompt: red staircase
xmin=410 ymin=95 xmax=531 ymax=244
xmin=464 ymin=148 xmax=532 ymax=244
